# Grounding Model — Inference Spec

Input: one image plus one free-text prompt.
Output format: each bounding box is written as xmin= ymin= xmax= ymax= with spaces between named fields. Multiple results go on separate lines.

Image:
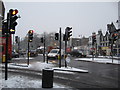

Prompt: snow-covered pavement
xmin=53 ymin=67 xmax=88 ymax=73
xmin=5 ymin=61 xmax=88 ymax=73
xmin=2 ymin=56 xmax=119 ymax=89
xmin=12 ymin=57 xmax=34 ymax=60
xmin=75 ymin=57 xmax=120 ymax=64
xmin=1 ymin=61 xmax=88 ymax=89
xmin=1 ymin=72 xmax=72 ymax=89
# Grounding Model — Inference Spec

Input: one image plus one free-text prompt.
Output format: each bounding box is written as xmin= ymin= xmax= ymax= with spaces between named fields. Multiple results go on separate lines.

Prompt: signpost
xmin=43 ymin=32 xmax=46 ymax=62
xmin=59 ymin=28 xmax=61 ymax=68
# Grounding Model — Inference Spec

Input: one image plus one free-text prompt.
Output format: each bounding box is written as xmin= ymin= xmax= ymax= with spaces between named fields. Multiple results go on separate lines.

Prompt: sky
xmin=3 ymin=0 xmax=118 ymax=38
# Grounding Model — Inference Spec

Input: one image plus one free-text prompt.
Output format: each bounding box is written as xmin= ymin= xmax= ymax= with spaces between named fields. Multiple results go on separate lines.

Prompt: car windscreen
xmin=50 ymin=50 xmax=58 ymax=53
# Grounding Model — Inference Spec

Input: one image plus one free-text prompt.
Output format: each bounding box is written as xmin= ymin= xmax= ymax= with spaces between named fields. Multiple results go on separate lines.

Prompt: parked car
xmin=30 ymin=50 xmax=38 ymax=57
xmin=70 ymin=49 xmax=86 ymax=57
xmin=12 ymin=51 xmax=19 ymax=58
xmin=47 ymin=49 xmax=64 ymax=60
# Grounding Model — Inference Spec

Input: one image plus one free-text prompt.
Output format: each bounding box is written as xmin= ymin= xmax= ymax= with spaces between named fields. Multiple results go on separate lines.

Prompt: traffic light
xmin=9 ymin=9 xmax=19 ymax=34
xmin=55 ymin=33 xmax=59 ymax=40
xmin=67 ymin=27 xmax=72 ymax=37
xmin=28 ymin=30 xmax=34 ymax=42
xmin=65 ymin=27 xmax=72 ymax=41
xmin=41 ymin=37 xmax=44 ymax=43
xmin=92 ymin=35 xmax=96 ymax=45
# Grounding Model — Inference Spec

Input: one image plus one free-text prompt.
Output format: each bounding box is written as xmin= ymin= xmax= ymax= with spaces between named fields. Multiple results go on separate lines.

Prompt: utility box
xmin=42 ymin=68 xmax=54 ymax=88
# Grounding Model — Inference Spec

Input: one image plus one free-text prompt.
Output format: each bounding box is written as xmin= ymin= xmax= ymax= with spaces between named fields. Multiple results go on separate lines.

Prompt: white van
xmin=47 ymin=49 xmax=64 ymax=60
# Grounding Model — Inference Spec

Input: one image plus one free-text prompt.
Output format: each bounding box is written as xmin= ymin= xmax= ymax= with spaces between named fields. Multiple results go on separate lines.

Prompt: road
xmin=3 ymin=54 xmax=120 ymax=88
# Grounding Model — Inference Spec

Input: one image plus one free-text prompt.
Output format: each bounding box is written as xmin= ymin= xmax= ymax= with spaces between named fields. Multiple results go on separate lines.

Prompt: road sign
xmin=66 ymin=57 xmax=71 ymax=63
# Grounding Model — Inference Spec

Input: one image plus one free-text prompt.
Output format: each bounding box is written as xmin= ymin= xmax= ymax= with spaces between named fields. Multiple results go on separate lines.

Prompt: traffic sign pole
xmin=27 ymin=36 xmax=29 ymax=65
xmin=59 ymin=28 xmax=61 ymax=68
xmin=5 ymin=12 xmax=10 ymax=80
xmin=43 ymin=32 xmax=46 ymax=62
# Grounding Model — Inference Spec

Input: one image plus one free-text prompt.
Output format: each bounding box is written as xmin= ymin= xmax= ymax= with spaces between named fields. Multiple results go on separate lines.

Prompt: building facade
xmin=88 ymin=23 xmax=120 ymax=56
xmin=101 ymin=32 xmax=111 ymax=56
xmin=88 ymin=36 xmax=93 ymax=55
xmin=96 ymin=30 xmax=103 ymax=55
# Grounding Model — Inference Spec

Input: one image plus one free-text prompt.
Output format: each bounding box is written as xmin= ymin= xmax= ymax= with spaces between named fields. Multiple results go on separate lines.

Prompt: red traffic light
xmin=12 ymin=9 xmax=18 ymax=15
xmin=29 ymin=30 xmax=34 ymax=33
xmin=9 ymin=9 xmax=18 ymax=15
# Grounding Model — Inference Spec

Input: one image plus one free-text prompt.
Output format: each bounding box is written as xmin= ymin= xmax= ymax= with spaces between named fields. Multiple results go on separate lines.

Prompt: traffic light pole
xmin=5 ymin=33 xmax=9 ymax=80
xmin=43 ymin=33 xmax=45 ymax=62
xmin=95 ymin=43 xmax=97 ymax=57
xmin=64 ymin=27 xmax=72 ymax=68
xmin=59 ymin=28 xmax=61 ymax=68
xmin=92 ymin=44 xmax=94 ymax=61
xmin=5 ymin=9 xmax=19 ymax=80
xmin=18 ymin=37 xmax=20 ymax=55
xmin=13 ymin=34 xmax=14 ymax=51
xmin=65 ymin=35 xmax=67 ymax=68
xmin=27 ymin=36 xmax=30 ymax=65
xmin=5 ymin=13 xmax=10 ymax=80
xmin=111 ymin=39 xmax=113 ymax=63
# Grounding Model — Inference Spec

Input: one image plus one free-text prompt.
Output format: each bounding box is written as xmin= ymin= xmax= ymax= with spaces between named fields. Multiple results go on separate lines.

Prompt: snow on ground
xmin=1 ymin=72 xmax=72 ymax=89
xmin=1 ymin=62 xmax=82 ymax=89
xmin=75 ymin=57 xmax=120 ymax=64
xmin=28 ymin=62 xmax=55 ymax=71
xmin=97 ymin=56 xmax=120 ymax=59
xmin=2 ymin=61 xmax=88 ymax=73
xmin=53 ymin=67 xmax=88 ymax=73
xmin=12 ymin=57 xmax=34 ymax=60
xmin=1 ymin=62 xmax=76 ymax=89
xmin=7 ymin=62 xmax=55 ymax=71
xmin=87 ymin=55 xmax=120 ymax=59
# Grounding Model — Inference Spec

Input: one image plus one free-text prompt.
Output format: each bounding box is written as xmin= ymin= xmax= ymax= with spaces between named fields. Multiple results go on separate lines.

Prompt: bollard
xmin=42 ymin=68 xmax=54 ymax=88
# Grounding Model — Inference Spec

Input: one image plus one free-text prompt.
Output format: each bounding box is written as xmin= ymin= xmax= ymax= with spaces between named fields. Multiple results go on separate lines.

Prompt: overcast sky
xmin=3 ymin=1 xmax=118 ymax=38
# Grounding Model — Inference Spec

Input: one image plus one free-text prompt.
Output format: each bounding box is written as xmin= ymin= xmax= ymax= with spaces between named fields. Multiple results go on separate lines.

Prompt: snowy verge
xmin=53 ymin=67 xmax=88 ymax=73
xmin=1 ymin=73 xmax=72 ymax=88
xmin=1 ymin=61 xmax=88 ymax=73
xmin=75 ymin=58 xmax=120 ymax=64
xmin=12 ymin=57 xmax=34 ymax=60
